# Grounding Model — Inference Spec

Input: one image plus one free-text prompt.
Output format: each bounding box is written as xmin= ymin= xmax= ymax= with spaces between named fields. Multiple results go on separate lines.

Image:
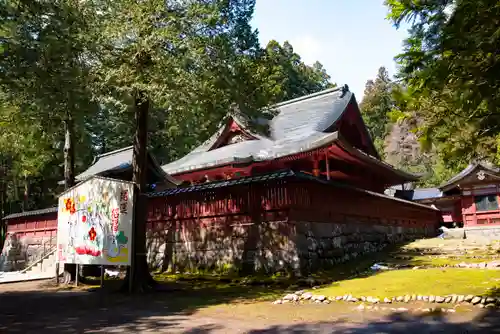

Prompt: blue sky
xmin=251 ymin=0 xmax=409 ymax=99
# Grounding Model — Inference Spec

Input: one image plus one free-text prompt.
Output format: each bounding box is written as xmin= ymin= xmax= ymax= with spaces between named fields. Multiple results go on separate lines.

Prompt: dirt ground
xmin=1 ymin=280 xmax=500 ymax=333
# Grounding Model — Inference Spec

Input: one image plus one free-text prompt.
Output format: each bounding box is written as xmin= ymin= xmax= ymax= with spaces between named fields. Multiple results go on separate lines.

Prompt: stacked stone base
xmin=146 ymin=217 xmax=436 ymax=275
xmin=0 ymin=233 xmax=52 ymax=272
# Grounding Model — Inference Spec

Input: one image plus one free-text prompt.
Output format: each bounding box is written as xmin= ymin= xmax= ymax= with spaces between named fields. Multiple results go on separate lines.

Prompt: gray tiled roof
xmin=189 ymin=113 xmax=271 ymax=154
xmin=270 ymin=88 xmax=350 ymax=139
xmin=162 ymin=87 xmax=353 ymax=175
xmin=2 ymin=207 xmax=58 ymax=221
xmin=74 ymin=146 xmax=179 ymax=186
xmin=75 ymin=146 xmax=133 ymax=181
xmin=396 ymin=188 xmax=443 ymax=201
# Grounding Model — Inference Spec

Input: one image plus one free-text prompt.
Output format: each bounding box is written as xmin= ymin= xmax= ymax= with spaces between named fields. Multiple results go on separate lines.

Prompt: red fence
xmin=147 ymin=175 xmax=439 ymax=229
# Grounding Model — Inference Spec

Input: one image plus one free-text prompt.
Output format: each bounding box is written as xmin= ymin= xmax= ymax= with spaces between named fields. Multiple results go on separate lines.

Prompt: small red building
xmin=1 ymin=207 xmax=58 ymax=269
xmin=2 ymin=207 xmax=58 ymax=242
xmin=397 ymin=162 xmax=500 ymax=236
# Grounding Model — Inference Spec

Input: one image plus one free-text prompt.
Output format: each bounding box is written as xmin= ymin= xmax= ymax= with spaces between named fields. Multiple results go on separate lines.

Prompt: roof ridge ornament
xmin=340 ymin=84 xmax=349 ymax=98
xmin=477 ymin=170 xmax=486 ymax=180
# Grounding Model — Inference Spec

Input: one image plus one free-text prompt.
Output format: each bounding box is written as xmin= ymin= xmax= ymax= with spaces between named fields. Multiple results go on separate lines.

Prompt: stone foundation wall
xmin=295 ymin=220 xmax=436 ymax=273
xmin=465 ymin=226 xmax=500 ymax=242
xmin=146 ymin=218 xmax=298 ymax=273
xmin=146 ymin=216 xmax=437 ymax=274
xmin=0 ymin=233 xmax=53 ymax=272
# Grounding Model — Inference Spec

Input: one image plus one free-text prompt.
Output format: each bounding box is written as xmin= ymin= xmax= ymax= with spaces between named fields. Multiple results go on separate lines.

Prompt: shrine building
xmin=396 ymin=162 xmax=500 ymax=239
xmin=161 ymin=85 xmax=418 ymax=192
xmin=2 ymin=85 xmax=441 ymax=275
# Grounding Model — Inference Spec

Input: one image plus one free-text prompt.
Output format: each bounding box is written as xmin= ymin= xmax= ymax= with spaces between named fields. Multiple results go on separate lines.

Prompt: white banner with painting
xmin=56 ymin=176 xmax=134 ymax=266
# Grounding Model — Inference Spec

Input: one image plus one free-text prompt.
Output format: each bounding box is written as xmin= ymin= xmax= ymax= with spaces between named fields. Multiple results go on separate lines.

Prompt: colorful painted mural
xmin=56 ymin=176 xmax=134 ymax=265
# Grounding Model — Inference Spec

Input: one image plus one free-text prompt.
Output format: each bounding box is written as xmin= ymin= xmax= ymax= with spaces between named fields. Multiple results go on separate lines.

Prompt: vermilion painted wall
xmin=462 ymin=193 xmax=500 ymax=226
xmin=4 ymin=212 xmax=58 ymax=241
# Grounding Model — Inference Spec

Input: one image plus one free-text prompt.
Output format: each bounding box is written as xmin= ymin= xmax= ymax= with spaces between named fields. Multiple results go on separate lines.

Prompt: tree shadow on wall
xmin=145 ymin=183 xmax=440 ymax=288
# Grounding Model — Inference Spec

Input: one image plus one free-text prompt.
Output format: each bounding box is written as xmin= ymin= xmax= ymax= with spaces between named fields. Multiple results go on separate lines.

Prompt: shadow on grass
xmin=1 ymin=282 xmax=500 ymax=333
xmin=246 ymin=308 xmax=500 ymax=333
xmin=147 ymin=242 xmax=429 ymax=292
xmin=0 ymin=277 xmax=286 ymax=333
xmin=2 ymin=242 xmax=491 ymax=333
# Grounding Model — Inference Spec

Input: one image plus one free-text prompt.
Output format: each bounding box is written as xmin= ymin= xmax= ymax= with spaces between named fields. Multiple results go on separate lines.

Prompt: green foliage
xmin=259 ymin=41 xmax=336 ymax=104
xmin=360 ymin=67 xmax=393 ymax=146
xmin=0 ymin=0 xmax=334 ymax=214
xmin=0 ymin=0 xmax=100 ymax=207
xmin=385 ymin=0 xmax=500 ymax=166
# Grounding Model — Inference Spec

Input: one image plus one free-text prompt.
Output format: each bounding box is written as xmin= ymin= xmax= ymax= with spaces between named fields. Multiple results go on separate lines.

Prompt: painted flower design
xmin=88 ymin=227 xmax=97 ymax=241
xmin=64 ymin=198 xmax=76 ymax=214
xmin=64 ymin=198 xmax=73 ymax=211
xmin=82 ymin=215 xmax=87 ymax=223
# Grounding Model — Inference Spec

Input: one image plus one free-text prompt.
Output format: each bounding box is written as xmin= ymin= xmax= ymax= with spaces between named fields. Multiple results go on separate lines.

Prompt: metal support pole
xmin=75 ymin=264 xmax=79 ymax=287
xmin=100 ymin=265 xmax=104 ymax=288
xmin=55 ymin=262 xmax=59 ymax=286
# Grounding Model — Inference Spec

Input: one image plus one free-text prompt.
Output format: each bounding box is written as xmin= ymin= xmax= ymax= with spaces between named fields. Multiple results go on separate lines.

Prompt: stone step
xmin=23 ymin=251 xmax=57 ymax=275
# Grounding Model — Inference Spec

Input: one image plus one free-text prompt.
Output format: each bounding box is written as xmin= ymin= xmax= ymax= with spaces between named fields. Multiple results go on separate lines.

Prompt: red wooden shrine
xmin=161 ymin=86 xmax=418 ymax=193
xmin=2 ymin=86 xmax=440 ymax=256
xmin=397 ymin=162 xmax=500 ymax=227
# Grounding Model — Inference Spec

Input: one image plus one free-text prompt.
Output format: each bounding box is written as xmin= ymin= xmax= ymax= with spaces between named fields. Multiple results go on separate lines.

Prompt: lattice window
xmin=474 ymin=194 xmax=499 ymax=212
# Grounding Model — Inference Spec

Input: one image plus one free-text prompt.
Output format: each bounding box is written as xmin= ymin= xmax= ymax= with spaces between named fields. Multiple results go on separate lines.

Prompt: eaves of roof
xmin=161 ymin=131 xmax=418 ymax=185
xmin=147 ymin=169 xmax=437 ymax=212
xmin=2 ymin=207 xmax=58 ymax=221
xmin=333 ymin=133 xmax=419 ymax=182
xmin=439 ymin=162 xmax=500 ymax=192
xmin=60 ymin=147 xmax=180 ymax=187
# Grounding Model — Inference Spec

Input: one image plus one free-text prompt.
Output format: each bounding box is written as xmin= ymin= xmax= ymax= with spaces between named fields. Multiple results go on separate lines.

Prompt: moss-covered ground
xmin=308 ymin=268 xmax=500 ymax=299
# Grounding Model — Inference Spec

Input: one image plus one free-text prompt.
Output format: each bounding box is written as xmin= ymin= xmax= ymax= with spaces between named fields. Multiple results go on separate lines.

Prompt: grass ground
xmin=3 ymin=238 xmax=500 ymax=332
xmin=149 ymin=239 xmax=500 ymax=303
xmin=308 ymin=268 xmax=500 ymax=299
xmin=14 ymin=238 xmax=500 ymax=318
xmin=1 ymin=279 xmax=495 ymax=333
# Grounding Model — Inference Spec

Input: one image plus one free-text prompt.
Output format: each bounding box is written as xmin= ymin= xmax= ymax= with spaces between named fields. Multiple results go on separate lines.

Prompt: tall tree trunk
xmin=0 ymin=161 xmax=5 ymax=218
xmin=125 ymin=90 xmax=156 ymax=292
xmin=64 ymin=113 xmax=75 ymax=189
xmin=0 ymin=161 xmax=5 ymax=252
xmin=63 ymin=112 xmax=77 ymax=284
xmin=23 ymin=173 xmax=29 ymax=212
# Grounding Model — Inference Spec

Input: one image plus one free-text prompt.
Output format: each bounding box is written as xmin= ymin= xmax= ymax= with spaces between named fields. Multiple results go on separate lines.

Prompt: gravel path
xmin=1 ymin=280 xmax=499 ymax=333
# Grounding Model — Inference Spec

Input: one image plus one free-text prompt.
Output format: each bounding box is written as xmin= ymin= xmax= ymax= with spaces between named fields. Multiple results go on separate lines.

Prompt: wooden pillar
xmin=325 ymin=151 xmax=330 ymax=181
xmin=460 ymin=193 xmax=467 ymax=227
xmin=312 ymin=154 xmax=320 ymax=177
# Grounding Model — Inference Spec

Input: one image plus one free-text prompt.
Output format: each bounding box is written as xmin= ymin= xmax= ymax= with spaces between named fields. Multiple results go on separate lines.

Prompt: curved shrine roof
xmin=161 ymin=86 xmax=417 ymax=184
